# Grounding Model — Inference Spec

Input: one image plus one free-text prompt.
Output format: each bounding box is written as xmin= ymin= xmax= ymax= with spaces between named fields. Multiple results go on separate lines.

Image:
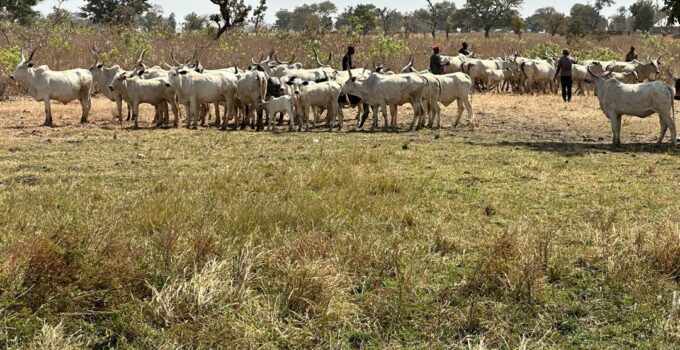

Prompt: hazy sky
xmin=35 ymin=0 xmax=638 ymax=23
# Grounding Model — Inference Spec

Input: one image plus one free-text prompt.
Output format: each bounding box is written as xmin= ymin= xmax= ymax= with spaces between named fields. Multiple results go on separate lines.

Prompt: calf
xmin=262 ymin=95 xmax=297 ymax=131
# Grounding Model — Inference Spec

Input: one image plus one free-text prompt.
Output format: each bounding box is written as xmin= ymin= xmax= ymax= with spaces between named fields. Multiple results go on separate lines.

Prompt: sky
xmin=35 ymin=0 xmax=640 ymax=23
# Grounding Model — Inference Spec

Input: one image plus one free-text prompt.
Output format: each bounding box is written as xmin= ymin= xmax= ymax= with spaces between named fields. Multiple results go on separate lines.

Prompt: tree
xmin=608 ymin=6 xmax=629 ymax=31
xmin=209 ymin=0 xmax=253 ymax=39
xmin=277 ymin=2 xmax=336 ymax=32
xmin=464 ymin=0 xmax=524 ymax=38
xmin=80 ymin=0 xmax=151 ymax=25
xmin=630 ymin=0 xmax=656 ymax=32
xmin=530 ymin=7 xmax=566 ymax=36
xmin=377 ymin=8 xmax=402 ymax=34
xmin=0 ymin=0 xmax=42 ymax=24
xmin=251 ymin=0 xmax=267 ymax=30
xmin=141 ymin=4 xmax=175 ymax=31
xmin=423 ymin=1 xmax=456 ymax=38
xmin=568 ymin=3 xmax=607 ymax=33
xmin=511 ymin=14 xmax=525 ymax=38
xmin=594 ymin=0 xmax=616 ymax=13
xmin=662 ymin=0 xmax=680 ymax=25
xmin=183 ymin=12 xmax=209 ymax=31
xmin=337 ymin=4 xmax=378 ymax=35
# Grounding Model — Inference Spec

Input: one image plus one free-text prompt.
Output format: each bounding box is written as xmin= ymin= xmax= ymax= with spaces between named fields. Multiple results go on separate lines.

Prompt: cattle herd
xmin=7 ymin=46 xmax=679 ymax=146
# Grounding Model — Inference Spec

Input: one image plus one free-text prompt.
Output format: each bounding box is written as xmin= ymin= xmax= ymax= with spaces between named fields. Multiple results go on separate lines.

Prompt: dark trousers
xmin=560 ymin=76 xmax=573 ymax=102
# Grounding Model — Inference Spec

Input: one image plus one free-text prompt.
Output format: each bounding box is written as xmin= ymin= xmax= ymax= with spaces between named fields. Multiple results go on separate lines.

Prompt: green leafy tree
xmin=337 ymin=4 xmax=378 ymax=35
xmin=0 ymin=0 xmax=42 ymax=25
xmin=276 ymin=2 xmax=336 ymax=32
xmin=511 ymin=14 xmax=525 ymax=38
xmin=662 ymin=0 xmax=680 ymax=25
xmin=630 ymin=0 xmax=657 ymax=32
xmin=568 ymin=3 xmax=607 ymax=34
xmin=80 ymin=0 xmax=151 ymax=25
xmin=535 ymin=7 xmax=566 ymax=36
xmin=251 ymin=0 xmax=267 ymax=30
xmin=209 ymin=0 xmax=253 ymax=39
xmin=183 ymin=12 xmax=209 ymax=32
xmin=464 ymin=0 xmax=524 ymax=38
xmin=608 ymin=6 xmax=630 ymax=31
xmin=377 ymin=8 xmax=404 ymax=34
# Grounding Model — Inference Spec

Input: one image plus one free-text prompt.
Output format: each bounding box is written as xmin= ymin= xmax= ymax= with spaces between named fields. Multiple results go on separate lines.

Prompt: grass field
xmin=1 ymin=94 xmax=679 ymax=349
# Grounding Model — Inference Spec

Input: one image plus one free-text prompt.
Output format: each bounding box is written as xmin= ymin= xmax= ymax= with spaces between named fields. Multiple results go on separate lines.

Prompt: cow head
xmin=10 ymin=48 xmax=37 ymax=81
xmin=267 ymin=76 xmax=284 ymax=98
xmin=88 ymin=44 xmax=105 ymax=73
xmin=400 ymin=56 xmax=416 ymax=74
xmin=285 ymin=77 xmax=310 ymax=95
xmin=108 ymin=71 xmax=129 ymax=91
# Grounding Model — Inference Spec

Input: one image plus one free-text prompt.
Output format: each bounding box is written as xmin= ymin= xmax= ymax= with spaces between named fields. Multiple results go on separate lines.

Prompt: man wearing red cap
xmin=429 ymin=45 xmax=449 ymax=75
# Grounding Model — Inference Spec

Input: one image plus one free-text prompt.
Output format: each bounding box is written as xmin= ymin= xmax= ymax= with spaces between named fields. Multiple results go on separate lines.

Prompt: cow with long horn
xmin=11 ymin=47 xmax=93 ymax=126
xmin=88 ymin=44 xmax=132 ymax=122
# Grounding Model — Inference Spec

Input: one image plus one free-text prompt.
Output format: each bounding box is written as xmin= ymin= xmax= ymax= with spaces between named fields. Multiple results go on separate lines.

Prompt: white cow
xmin=262 ymin=95 xmax=297 ymax=131
xmin=587 ymin=67 xmax=676 ymax=146
xmin=341 ymin=70 xmax=428 ymax=130
xmin=166 ymin=66 xmax=238 ymax=129
xmin=286 ymin=78 xmax=344 ymax=130
xmin=484 ymin=68 xmax=514 ymax=93
xmin=235 ymin=69 xmax=268 ymax=131
xmin=108 ymin=72 xmax=179 ymax=129
xmin=10 ymin=48 xmax=92 ymax=126
xmin=520 ymin=59 xmax=556 ymax=94
xmin=88 ymin=45 xmax=132 ymax=122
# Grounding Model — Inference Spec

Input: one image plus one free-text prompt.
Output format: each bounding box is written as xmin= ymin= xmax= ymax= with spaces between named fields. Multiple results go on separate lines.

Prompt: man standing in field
xmin=553 ymin=48 xmax=578 ymax=102
xmin=625 ymin=46 xmax=638 ymax=62
xmin=458 ymin=42 xmax=471 ymax=56
xmin=342 ymin=46 xmax=355 ymax=71
xmin=430 ymin=45 xmax=450 ymax=75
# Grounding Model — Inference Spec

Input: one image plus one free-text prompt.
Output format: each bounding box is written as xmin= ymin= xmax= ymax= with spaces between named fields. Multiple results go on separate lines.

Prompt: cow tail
xmin=670 ymin=85 xmax=676 ymax=122
xmin=520 ymin=62 xmax=528 ymax=79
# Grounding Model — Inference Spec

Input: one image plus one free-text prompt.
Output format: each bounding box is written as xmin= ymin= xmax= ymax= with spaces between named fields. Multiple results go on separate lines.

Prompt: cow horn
xmin=20 ymin=48 xmax=25 ymax=62
xmin=326 ymin=51 xmax=332 ymax=65
xmin=234 ymin=66 xmax=238 ymax=74
xmin=373 ymin=61 xmax=378 ymax=70
xmin=137 ymin=48 xmax=148 ymax=63
xmin=171 ymin=49 xmax=182 ymax=66
xmin=251 ymin=56 xmax=258 ymax=65
xmin=28 ymin=47 xmax=37 ymax=61
xmin=160 ymin=59 xmax=172 ymax=69
xmin=274 ymin=54 xmax=283 ymax=64
xmin=313 ymin=49 xmax=324 ymax=67
xmin=587 ymin=66 xmax=602 ymax=79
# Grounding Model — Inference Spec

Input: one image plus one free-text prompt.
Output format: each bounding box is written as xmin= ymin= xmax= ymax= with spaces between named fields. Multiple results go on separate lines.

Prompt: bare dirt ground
xmin=0 ymin=94 xmax=670 ymax=147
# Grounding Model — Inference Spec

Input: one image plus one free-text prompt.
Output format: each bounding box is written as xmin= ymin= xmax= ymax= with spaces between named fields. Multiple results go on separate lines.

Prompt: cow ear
xmin=302 ymin=81 xmax=309 ymax=86
xmin=179 ymin=70 xmax=188 ymax=75
xmin=27 ymin=62 xmax=34 ymax=68
xmin=285 ymin=81 xmax=294 ymax=86
xmin=351 ymin=77 xmax=357 ymax=82
xmin=137 ymin=70 xmax=144 ymax=76
xmin=97 ymin=64 xmax=104 ymax=69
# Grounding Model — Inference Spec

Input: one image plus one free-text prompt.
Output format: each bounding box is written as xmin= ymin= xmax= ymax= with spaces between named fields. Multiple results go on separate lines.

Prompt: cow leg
xmin=170 ymin=100 xmax=179 ymax=128
xmin=408 ymin=103 xmax=419 ymax=131
xmin=256 ymin=107 xmax=264 ymax=132
xmin=608 ymin=114 xmax=621 ymax=146
xmin=79 ymin=90 xmax=90 ymax=124
xmin=389 ymin=105 xmax=398 ymax=128
xmin=115 ymin=97 xmax=123 ymax=123
xmin=336 ymin=104 xmax=345 ymax=130
xmin=43 ymin=99 xmax=53 ymax=127
xmin=380 ymin=105 xmax=389 ymax=129
xmin=657 ymin=117 xmax=669 ymax=146
xmin=463 ymin=96 xmax=474 ymax=128
xmin=190 ymin=99 xmax=199 ymax=129
xmin=214 ymin=102 xmax=221 ymax=128
xmin=133 ymin=102 xmax=140 ymax=129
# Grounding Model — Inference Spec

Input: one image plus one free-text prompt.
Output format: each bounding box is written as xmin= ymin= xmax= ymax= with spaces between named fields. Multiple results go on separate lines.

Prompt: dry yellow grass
xmin=0 ymin=94 xmax=679 ymax=348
